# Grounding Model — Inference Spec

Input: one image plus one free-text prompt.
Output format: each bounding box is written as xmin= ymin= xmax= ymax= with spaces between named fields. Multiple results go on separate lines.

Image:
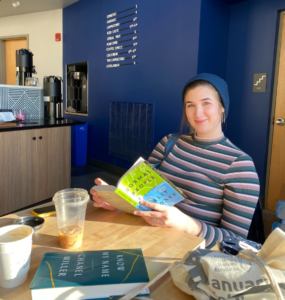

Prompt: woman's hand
xmin=133 ymin=201 xmax=202 ymax=236
xmin=90 ymin=178 xmax=116 ymax=211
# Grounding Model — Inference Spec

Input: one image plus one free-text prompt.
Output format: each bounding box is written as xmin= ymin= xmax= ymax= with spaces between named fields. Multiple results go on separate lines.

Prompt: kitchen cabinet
xmin=0 ymin=126 xmax=71 ymax=216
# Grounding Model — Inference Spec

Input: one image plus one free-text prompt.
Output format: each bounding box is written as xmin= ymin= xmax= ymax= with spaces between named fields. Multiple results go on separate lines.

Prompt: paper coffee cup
xmin=0 ymin=225 xmax=34 ymax=288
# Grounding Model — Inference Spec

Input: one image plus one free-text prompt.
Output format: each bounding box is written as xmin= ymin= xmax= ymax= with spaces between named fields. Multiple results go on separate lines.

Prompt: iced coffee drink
xmin=53 ymin=188 xmax=89 ymax=250
xmin=58 ymin=225 xmax=84 ymax=249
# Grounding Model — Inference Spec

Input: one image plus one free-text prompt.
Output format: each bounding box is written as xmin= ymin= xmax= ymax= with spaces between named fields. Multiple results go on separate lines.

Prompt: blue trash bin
xmin=71 ymin=123 xmax=88 ymax=166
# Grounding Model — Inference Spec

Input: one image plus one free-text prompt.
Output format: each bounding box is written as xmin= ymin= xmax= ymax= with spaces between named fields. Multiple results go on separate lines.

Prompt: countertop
xmin=0 ymin=118 xmax=84 ymax=132
xmin=0 ymin=84 xmax=43 ymax=90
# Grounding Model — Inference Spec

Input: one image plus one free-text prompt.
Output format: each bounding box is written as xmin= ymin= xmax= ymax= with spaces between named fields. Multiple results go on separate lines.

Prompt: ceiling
xmin=0 ymin=0 xmax=250 ymax=19
xmin=0 ymin=0 xmax=79 ymax=18
xmin=0 ymin=0 xmax=251 ymax=19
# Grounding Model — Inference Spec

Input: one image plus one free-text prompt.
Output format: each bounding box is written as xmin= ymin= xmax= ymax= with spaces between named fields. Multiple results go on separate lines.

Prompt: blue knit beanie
xmin=182 ymin=73 xmax=229 ymax=119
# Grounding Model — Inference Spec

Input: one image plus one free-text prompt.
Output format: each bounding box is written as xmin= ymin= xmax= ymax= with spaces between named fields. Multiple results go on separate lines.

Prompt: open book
xmin=92 ymin=157 xmax=186 ymax=214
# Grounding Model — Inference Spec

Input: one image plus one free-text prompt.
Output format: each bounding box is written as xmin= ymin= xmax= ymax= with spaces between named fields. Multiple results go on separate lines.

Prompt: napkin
xmin=0 ymin=112 xmax=16 ymax=122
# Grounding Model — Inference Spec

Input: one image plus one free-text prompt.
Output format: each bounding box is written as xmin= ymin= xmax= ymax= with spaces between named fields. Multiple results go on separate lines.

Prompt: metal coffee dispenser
xmin=43 ymin=76 xmax=63 ymax=119
xmin=16 ymin=49 xmax=36 ymax=86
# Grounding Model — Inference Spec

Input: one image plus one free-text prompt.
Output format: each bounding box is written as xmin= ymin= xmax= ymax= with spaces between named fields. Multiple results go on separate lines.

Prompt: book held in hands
xmin=92 ymin=157 xmax=186 ymax=213
xmin=29 ymin=248 xmax=150 ymax=300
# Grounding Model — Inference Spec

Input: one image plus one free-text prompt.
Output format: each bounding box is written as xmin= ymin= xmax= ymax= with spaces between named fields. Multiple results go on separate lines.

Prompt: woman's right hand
xmin=90 ymin=178 xmax=116 ymax=211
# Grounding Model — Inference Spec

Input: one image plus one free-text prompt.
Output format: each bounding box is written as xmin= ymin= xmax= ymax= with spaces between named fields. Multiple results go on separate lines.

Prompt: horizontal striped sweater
xmin=148 ymin=133 xmax=260 ymax=249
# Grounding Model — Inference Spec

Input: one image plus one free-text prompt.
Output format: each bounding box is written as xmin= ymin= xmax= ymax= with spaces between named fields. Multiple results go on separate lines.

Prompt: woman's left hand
xmin=133 ymin=201 xmax=202 ymax=236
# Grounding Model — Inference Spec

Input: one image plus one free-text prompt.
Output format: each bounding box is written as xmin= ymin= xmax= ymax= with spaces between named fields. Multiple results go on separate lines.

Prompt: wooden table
xmin=0 ymin=201 xmax=205 ymax=300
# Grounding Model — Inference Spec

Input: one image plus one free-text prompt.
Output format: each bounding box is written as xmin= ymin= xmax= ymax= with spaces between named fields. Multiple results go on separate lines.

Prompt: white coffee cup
xmin=0 ymin=225 xmax=34 ymax=288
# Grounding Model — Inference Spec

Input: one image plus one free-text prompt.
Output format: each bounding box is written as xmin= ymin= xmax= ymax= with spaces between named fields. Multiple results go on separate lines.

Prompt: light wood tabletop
xmin=0 ymin=201 xmax=205 ymax=300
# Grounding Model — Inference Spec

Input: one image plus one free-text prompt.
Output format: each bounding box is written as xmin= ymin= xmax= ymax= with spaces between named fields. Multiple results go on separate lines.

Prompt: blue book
xmin=30 ymin=249 xmax=150 ymax=300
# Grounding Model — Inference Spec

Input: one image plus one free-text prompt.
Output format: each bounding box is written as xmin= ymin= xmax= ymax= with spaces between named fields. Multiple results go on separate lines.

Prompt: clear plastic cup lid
xmin=53 ymin=188 xmax=90 ymax=206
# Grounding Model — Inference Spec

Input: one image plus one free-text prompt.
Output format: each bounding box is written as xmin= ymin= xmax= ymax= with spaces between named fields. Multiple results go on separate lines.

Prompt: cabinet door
xmin=0 ymin=130 xmax=38 ymax=215
xmin=37 ymin=127 xmax=71 ymax=201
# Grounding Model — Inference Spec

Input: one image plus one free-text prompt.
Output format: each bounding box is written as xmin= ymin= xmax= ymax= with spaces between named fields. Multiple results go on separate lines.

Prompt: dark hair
xmin=180 ymin=80 xmax=224 ymax=133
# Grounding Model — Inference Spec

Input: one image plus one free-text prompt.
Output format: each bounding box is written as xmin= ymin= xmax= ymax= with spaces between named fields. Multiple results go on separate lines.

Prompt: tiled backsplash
xmin=0 ymin=85 xmax=44 ymax=119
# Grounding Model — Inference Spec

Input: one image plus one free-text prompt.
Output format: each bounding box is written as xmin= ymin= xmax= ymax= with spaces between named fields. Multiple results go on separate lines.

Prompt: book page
xmin=91 ymin=186 xmax=138 ymax=214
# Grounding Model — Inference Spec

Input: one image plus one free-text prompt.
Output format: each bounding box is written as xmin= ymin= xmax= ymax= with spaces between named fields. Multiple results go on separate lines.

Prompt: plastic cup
xmin=0 ymin=225 xmax=34 ymax=288
xmin=53 ymin=188 xmax=90 ymax=250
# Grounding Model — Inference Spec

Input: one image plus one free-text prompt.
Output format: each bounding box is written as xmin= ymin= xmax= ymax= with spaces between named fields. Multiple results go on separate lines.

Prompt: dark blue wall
xmin=198 ymin=0 xmax=231 ymax=79
xmin=225 ymin=0 xmax=285 ymax=195
xmin=64 ymin=0 xmax=285 ymax=195
xmin=63 ymin=0 xmax=201 ymax=170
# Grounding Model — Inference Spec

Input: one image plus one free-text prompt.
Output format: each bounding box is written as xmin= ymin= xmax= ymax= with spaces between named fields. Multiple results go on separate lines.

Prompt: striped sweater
xmin=148 ymin=133 xmax=260 ymax=249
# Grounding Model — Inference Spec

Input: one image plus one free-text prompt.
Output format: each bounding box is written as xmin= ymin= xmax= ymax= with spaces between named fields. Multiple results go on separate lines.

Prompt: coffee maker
xmin=43 ymin=76 xmax=63 ymax=120
xmin=16 ymin=49 xmax=36 ymax=86
xmin=66 ymin=63 xmax=88 ymax=113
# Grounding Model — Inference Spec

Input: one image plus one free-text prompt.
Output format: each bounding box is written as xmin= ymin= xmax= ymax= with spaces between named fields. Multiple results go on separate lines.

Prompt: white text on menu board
xmin=106 ymin=5 xmax=138 ymax=68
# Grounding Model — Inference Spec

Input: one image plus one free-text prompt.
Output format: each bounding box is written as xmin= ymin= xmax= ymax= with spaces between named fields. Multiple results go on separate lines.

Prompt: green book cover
xmin=115 ymin=159 xmax=186 ymax=211
xmin=91 ymin=158 xmax=187 ymax=214
xmin=30 ymin=248 xmax=149 ymax=300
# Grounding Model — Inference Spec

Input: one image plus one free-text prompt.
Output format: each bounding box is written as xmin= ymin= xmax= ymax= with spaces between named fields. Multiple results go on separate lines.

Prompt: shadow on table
xmin=32 ymin=232 xmax=60 ymax=248
xmin=85 ymin=208 xmax=153 ymax=227
xmin=0 ymin=218 xmax=17 ymax=226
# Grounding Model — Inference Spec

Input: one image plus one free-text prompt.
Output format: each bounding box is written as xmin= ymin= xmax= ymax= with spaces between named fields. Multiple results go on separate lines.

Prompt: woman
xmin=90 ymin=73 xmax=260 ymax=249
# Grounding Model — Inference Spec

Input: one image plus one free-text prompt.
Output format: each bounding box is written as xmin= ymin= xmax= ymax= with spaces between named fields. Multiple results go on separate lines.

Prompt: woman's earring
xmin=222 ymin=112 xmax=226 ymax=123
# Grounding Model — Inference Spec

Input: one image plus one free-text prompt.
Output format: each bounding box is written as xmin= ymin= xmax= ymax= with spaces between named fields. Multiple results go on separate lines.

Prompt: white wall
xmin=0 ymin=9 xmax=62 ymax=86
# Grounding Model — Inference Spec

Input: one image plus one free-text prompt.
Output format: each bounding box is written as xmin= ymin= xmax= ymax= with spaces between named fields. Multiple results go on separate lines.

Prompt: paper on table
xmin=257 ymin=227 xmax=285 ymax=270
xmin=0 ymin=112 xmax=16 ymax=122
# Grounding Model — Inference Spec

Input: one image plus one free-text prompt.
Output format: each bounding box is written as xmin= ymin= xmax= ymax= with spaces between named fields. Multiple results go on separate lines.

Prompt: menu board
xmin=106 ymin=5 xmax=138 ymax=68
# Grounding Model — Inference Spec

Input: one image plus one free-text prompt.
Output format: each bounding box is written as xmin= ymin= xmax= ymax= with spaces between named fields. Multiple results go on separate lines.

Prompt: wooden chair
xmin=272 ymin=200 xmax=285 ymax=232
